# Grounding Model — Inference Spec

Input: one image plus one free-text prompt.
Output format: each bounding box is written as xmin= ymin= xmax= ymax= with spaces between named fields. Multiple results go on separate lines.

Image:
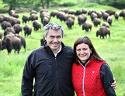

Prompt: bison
xmin=82 ymin=21 xmax=92 ymax=32
xmin=96 ymin=26 xmax=110 ymax=39
xmin=23 ymin=25 xmax=32 ymax=37
xmin=2 ymin=33 xmax=26 ymax=54
xmin=32 ymin=20 xmax=41 ymax=31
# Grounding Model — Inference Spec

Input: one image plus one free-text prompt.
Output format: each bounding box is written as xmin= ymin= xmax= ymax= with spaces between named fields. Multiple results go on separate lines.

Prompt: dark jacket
xmin=21 ymin=43 xmax=74 ymax=96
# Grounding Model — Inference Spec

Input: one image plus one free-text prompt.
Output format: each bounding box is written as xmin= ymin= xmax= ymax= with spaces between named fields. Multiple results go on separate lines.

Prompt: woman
xmin=72 ymin=36 xmax=116 ymax=96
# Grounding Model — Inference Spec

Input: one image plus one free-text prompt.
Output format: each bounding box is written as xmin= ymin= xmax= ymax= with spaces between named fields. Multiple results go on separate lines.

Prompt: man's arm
xmin=21 ymin=53 xmax=35 ymax=96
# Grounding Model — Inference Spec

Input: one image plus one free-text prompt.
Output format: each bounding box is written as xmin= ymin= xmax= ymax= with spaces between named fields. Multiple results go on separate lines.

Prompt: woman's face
xmin=76 ymin=43 xmax=92 ymax=61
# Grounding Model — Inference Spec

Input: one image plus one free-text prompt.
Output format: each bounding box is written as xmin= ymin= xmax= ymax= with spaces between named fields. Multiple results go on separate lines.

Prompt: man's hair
xmin=44 ymin=23 xmax=64 ymax=37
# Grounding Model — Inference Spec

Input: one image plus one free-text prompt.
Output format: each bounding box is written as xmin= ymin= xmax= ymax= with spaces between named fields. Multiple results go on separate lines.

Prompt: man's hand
xmin=111 ymin=79 xmax=116 ymax=90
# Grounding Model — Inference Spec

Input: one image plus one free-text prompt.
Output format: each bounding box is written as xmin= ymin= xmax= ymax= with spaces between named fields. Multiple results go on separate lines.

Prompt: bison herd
xmin=0 ymin=9 xmax=125 ymax=54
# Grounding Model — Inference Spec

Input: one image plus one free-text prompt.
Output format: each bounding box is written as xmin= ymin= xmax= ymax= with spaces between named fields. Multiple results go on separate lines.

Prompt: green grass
xmin=0 ymin=3 xmax=125 ymax=96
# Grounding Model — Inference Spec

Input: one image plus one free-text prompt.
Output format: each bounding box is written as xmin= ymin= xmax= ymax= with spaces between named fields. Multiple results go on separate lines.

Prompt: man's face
xmin=45 ymin=29 xmax=62 ymax=52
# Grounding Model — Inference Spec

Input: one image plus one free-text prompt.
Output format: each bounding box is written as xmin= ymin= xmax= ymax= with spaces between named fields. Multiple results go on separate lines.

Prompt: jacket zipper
xmin=80 ymin=63 xmax=86 ymax=96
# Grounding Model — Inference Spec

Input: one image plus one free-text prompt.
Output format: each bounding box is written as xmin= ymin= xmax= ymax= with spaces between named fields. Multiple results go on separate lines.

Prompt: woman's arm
xmin=100 ymin=64 xmax=116 ymax=96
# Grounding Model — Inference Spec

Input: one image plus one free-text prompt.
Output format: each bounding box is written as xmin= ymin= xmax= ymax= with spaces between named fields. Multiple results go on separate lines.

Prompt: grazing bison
xmin=30 ymin=10 xmax=37 ymax=15
xmin=2 ymin=33 xmax=26 ymax=54
xmin=102 ymin=12 xmax=109 ymax=21
xmin=32 ymin=20 xmax=41 ymax=31
xmin=9 ymin=10 xmax=19 ymax=18
xmin=119 ymin=10 xmax=125 ymax=19
xmin=102 ymin=22 xmax=110 ymax=28
xmin=22 ymin=15 xmax=29 ymax=23
xmin=82 ymin=22 xmax=92 ymax=32
xmin=0 ymin=14 xmax=5 ymax=23
xmin=41 ymin=16 xmax=50 ymax=26
xmin=114 ymin=12 xmax=119 ymax=20
xmin=107 ymin=16 xmax=113 ymax=26
xmin=78 ymin=14 xmax=87 ymax=26
xmin=65 ymin=17 xmax=74 ymax=29
xmin=90 ymin=12 xmax=98 ymax=21
xmin=29 ymin=14 xmax=38 ymax=21
xmin=96 ymin=26 xmax=110 ymax=39
xmin=23 ymin=25 xmax=32 ymax=37
xmin=105 ymin=10 xmax=115 ymax=16
xmin=92 ymin=18 xmax=101 ymax=27
xmin=13 ymin=24 xmax=22 ymax=34
xmin=4 ymin=27 xmax=15 ymax=36
xmin=1 ymin=21 xmax=12 ymax=30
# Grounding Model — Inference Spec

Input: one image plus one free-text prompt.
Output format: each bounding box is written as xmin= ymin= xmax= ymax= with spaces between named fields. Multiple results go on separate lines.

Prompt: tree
xmin=40 ymin=0 xmax=53 ymax=8
xmin=3 ymin=0 xmax=17 ymax=11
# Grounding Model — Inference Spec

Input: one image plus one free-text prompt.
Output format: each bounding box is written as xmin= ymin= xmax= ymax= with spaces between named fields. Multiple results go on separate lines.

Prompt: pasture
xmin=0 ymin=3 xmax=125 ymax=96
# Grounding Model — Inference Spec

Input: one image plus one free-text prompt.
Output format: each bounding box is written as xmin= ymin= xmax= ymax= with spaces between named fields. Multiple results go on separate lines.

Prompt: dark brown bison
xmin=75 ymin=9 xmax=87 ymax=16
xmin=50 ymin=11 xmax=58 ymax=17
xmin=23 ymin=25 xmax=32 ymax=37
xmin=82 ymin=22 xmax=92 ymax=32
xmin=32 ymin=20 xmax=41 ymax=31
xmin=119 ymin=10 xmax=125 ymax=19
xmin=105 ymin=10 xmax=115 ymax=16
xmin=3 ymin=16 xmax=20 ymax=26
xmin=102 ymin=22 xmax=110 ymax=28
xmin=42 ymin=16 xmax=50 ymax=26
xmin=0 ymin=14 xmax=5 ymax=23
xmin=65 ymin=17 xmax=74 ymax=29
xmin=92 ymin=18 xmax=101 ymax=27
xmin=114 ymin=12 xmax=119 ymax=20
xmin=13 ymin=24 xmax=22 ymax=34
xmin=29 ymin=14 xmax=38 ymax=21
xmin=9 ymin=10 xmax=19 ymax=18
xmin=96 ymin=26 xmax=110 ymax=39
xmin=1 ymin=21 xmax=12 ymax=30
xmin=78 ymin=14 xmax=87 ymax=26
xmin=90 ymin=12 xmax=98 ymax=21
xmin=30 ymin=10 xmax=37 ymax=15
xmin=2 ymin=33 xmax=26 ymax=54
xmin=4 ymin=27 xmax=15 ymax=36
xmin=102 ymin=12 xmax=109 ymax=21
xmin=107 ymin=16 xmax=113 ymax=26
xmin=22 ymin=15 xmax=29 ymax=23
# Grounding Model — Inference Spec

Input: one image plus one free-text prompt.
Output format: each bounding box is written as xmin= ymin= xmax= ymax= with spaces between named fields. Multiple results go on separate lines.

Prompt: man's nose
xmin=53 ymin=37 xmax=58 ymax=42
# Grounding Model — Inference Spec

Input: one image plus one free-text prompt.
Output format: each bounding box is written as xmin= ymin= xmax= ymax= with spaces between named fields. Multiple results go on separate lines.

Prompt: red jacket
xmin=72 ymin=58 xmax=106 ymax=96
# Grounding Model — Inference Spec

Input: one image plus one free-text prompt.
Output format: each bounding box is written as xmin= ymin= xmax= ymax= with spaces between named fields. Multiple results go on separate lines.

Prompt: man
xmin=21 ymin=23 xmax=116 ymax=96
xmin=21 ymin=23 xmax=74 ymax=96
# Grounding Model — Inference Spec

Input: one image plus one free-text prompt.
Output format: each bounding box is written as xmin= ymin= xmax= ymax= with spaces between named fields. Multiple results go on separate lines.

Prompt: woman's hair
xmin=73 ymin=36 xmax=102 ymax=63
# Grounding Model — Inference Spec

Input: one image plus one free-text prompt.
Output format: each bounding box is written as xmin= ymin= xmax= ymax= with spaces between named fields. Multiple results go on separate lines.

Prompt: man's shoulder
xmin=30 ymin=47 xmax=45 ymax=55
xmin=63 ymin=45 xmax=74 ymax=54
xmin=64 ymin=45 xmax=73 ymax=50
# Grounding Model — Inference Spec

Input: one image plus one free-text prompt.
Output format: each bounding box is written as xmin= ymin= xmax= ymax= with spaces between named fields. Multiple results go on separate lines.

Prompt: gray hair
xmin=44 ymin=23 xmax=64 ymax=37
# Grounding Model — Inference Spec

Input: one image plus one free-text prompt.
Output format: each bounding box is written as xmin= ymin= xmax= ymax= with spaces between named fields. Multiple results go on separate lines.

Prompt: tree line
xmin=2 ymin=0 xmax=125 ymax=11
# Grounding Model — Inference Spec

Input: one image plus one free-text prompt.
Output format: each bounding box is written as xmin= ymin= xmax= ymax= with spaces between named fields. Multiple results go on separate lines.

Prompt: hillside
xmin=0 ymin=3 xmax=125 ymax=96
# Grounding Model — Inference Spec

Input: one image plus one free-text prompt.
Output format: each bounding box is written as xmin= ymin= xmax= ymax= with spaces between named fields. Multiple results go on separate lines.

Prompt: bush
xmin=0 ymin=8 xmax=8 ymax=13
xmin=59 ymin=2 xmax=76 ymax=7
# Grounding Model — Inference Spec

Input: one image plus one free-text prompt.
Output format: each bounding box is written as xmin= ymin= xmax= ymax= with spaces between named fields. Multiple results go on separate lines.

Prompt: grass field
xmin=0 ymin=2 xmax=125 ymax=96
